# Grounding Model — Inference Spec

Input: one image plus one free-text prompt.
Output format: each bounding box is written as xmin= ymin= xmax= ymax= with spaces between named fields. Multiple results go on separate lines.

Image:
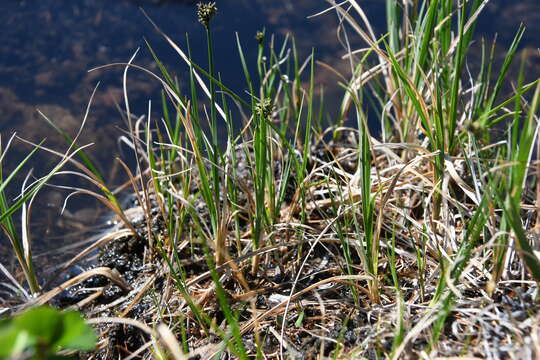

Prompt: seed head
xmin=197 ymin=2 xmax=217 ymax=28
xmin=255 ymin=31 xmax=265 ymax=45
xmin=255 ymin=98 xmax=273 ymax=119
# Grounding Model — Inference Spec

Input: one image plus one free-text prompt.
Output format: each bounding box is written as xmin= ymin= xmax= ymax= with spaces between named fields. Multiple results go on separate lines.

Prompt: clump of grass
xmin=2 ymin=1 xmax=540 ymax=359
xmin=0 ymin=86 xmax=116 ymax=296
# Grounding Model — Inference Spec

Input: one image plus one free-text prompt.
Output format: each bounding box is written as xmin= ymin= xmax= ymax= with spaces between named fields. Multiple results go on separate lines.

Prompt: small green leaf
xmin=294 ymin=311 xmax=305 ymax=328
xmin=0 ymin=325 xmax=35 ymax=357
xmin=54 ymin=311 xmax=96 ymax=351
xmin=0 ymin=306 xmax=96 ymax=358
xmin=13 ymin=306 xmax=63 ymax=346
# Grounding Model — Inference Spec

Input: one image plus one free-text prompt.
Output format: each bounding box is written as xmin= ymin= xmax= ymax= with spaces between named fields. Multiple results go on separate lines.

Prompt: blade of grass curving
xmin=38 ymin=83 xmax=124 ymax=210
xmin=0 ymin=142 xmax=95 ymax=293
xmin=20 ymin=170 xmax=39 ymax=294
xmin=0 ymin=142 xmax=94 ymax=225
xmin=0 ymin=260 xmax=30 ymax=299
xmin=144 ymin=39 xmax=178 ymax=94
xmin=39 ymin=110 xmax=101 ymax=183
xmin=14 ymin=137 xmax=137 ymax=236
xmin=0 ymin=139 xmax=44 ymax=197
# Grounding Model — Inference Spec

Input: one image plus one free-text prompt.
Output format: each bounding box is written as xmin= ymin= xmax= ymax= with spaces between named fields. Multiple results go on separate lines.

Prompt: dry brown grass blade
xmin=268 ymin=326 xmax=303 ymax=358
xmin=372 ymin=150 xmax=441 ymax=250
xmin=11 ymin=138 xmax=139 ymax=236
xmin=240 ymin=274 xmax=372 ymax=335
xmin=87 ymin=316 xmax=157 ymax=337
xmin=184 ymin=238 xmax=314 ymax=289
xmin=119 ymin=273 xmax=160 ymax=318
xmin=67 ymin=288 xmax=104 ymax=311
xmin=0 ymin=261 xmax=30 ymax=300
xmin=28 ymin=267 xmax=132 ymax=307
xmin=188 ymin=343 xmax=222 ymax=360
xmin=88 ymin=318 xmax=189 ymax=360
xmin=391 ymin=306 xmax=440 ymax=360
xmin=15 ymin=136 xmax=100 ymax=189
xmin=156 ymin=323 xmax=189 ymax=360
xmin=315 ymin=60 xmax=349 ymax=84
xmin=53 ymin=179 xmax=139 ymax=236
xmin=48 ymin=228 xmax=133 ymax=284
xmin=115 ymin=157 xmax=155 ymax=247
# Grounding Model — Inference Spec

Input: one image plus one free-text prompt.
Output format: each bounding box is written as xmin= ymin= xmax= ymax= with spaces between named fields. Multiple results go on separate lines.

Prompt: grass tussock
xmin=2 ymin=0 xmax=540 ymax=359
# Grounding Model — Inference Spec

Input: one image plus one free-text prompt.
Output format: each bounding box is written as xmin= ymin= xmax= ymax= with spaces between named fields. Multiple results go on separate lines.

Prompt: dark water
xmin=0 ymin=1 xmax=538 ymax=268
